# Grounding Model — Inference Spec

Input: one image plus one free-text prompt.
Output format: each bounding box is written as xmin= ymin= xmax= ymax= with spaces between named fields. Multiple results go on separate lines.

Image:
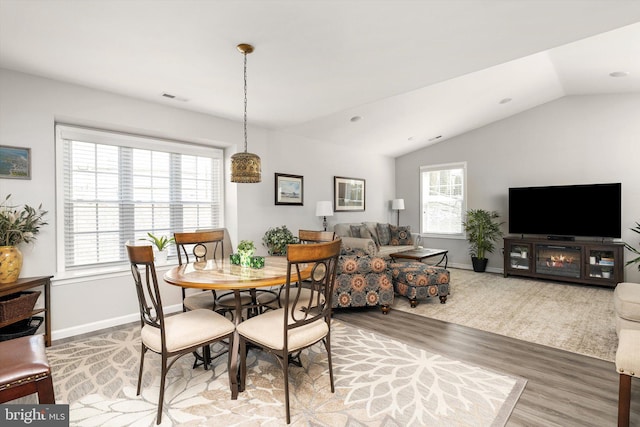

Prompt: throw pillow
xmin=389 ymin=225 xmax=413 ymax=245
xmin=376 ymin=223 xmax=391 ymax=246
xmin=350 ymin=225 xmax=362 ymax=238
xmin=365 ymin=224 xmax=381 ymax=247
xmin=358 ymin=225 xmax=379 ymax=248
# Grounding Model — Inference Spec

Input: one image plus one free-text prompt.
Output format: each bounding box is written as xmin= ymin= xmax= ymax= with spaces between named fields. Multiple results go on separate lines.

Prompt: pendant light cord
xmin=243 ymin=51 xmax=248 ymax=153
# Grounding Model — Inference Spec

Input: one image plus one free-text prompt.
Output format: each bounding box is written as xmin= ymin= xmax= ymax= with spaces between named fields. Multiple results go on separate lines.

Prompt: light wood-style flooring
xmin=334 ymin=307 xmax=640 ymax=427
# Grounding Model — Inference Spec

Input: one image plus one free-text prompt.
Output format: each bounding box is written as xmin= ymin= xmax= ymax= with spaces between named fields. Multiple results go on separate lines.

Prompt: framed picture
xmin=0 ymin=145 xmax=31 ymax=179
xmin=275 ymin=173 xmax=304 ymax=205
xmin=334 ymin=176 xmax=365 ymax=211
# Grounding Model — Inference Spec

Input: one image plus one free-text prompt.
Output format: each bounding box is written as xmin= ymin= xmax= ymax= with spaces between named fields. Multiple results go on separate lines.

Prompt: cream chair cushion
xmin=141 ymin=309 xmax=234 ymax=353
xmin=237 ymin=308 xmax=328 ymax=351
xmin=616 ymin=329 xmax=640 ymax=378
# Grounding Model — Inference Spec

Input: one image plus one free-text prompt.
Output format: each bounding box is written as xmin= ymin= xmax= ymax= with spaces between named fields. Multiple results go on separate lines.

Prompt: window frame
xmin=419 ymin=161 xmax=467 ymax=239
xmin=55 ymin=124 xmax=224 ymax=274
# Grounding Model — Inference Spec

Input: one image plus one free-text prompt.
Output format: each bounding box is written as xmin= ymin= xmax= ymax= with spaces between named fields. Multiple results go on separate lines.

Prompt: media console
xmin=503 ymin=237 xmax=624 ymax=288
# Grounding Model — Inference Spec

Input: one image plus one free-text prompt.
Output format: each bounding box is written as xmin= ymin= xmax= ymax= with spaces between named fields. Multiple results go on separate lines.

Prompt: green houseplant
xmin=237 ymin=240 xmax=256 ymax=267
xmin=143 ymin=232 xmax=175 ymax=251
xmin=0 ymin=194 xmax=48 ymax=283
xmin=142 ymin=232 xmax=174 ymax=264
xmin=625 ymin=221 xmax=640 ymax=271
xmin=462 ymin=209 xmax=504 ymax=272
xmin=262 ymin=225 xmax=298 ymax=256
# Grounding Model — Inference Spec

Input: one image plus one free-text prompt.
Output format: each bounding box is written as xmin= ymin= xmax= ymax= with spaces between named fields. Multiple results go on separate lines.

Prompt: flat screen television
xmin=508 ymin=183 xmax=622 ymax=239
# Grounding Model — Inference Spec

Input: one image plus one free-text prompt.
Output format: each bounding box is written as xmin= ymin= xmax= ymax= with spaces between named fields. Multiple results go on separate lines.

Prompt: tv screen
xmin=508 ymin=183 xmax=622 ymax=238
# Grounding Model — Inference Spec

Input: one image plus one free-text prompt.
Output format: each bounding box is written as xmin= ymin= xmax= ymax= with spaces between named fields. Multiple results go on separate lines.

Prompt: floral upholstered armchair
xmin=333 ymin=248 xmax=394 ymax=314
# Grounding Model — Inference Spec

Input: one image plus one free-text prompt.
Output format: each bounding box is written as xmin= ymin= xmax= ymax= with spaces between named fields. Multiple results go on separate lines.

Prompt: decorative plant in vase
xmin=462 ymin=209 xmax=504 ymax=273
xmin=237 ymin=240 xmax=256 ymax=267
xmin=625 ymin=221 xmax=640 ymax=271
xmin=142 ymin=232 xmax=174 ymax=264
xmin=262 ymin=225 xmax=299 ymax=256
xmin=0 ymin=194 xmax=48 ymax=283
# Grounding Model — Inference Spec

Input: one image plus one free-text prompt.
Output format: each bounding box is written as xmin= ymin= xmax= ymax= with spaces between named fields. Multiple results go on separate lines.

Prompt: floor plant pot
xmin=471 ymin=256 xmax=488 ymax=273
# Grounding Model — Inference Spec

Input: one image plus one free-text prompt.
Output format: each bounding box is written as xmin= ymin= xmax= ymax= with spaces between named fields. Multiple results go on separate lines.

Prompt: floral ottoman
xmin=389 ymin=262 xmax=450 ymax=307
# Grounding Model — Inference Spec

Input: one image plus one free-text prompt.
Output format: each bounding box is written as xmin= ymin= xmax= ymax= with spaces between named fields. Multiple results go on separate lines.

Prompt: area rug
xmin=39 ymin=321 xmax=525 ymax=426
xmin=392 ymin=268 xmax=618 ymax=361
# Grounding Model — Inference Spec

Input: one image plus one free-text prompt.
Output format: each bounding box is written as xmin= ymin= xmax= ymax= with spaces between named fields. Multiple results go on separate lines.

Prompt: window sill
xmin=52 ymin=261 xmax=178 ymax=286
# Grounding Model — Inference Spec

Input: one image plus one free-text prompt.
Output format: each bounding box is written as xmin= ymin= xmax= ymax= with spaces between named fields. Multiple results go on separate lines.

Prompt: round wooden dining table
xmin=163 ymin=256 xmax=311 ymax=399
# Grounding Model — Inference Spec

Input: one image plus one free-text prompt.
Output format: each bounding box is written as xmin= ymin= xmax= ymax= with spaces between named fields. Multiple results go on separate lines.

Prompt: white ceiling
xmin=1 ymin=0 xmax=639 ymax=157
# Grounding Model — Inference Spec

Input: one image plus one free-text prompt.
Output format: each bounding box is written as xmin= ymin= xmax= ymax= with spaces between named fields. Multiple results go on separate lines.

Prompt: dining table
xmin=163 ymin=256 xmax=311 ymax=399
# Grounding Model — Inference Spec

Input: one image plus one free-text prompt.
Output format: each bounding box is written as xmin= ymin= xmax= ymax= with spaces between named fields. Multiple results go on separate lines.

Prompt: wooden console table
xmin=0 ymin=276 xmax=52 ymax=347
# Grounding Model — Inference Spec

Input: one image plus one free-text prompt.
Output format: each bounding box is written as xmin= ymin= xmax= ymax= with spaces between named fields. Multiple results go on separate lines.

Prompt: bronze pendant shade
xmin=231 ymin=43 xmax=261 ymax=183
xmin=231 ymin=151 xmax=261 ymax=183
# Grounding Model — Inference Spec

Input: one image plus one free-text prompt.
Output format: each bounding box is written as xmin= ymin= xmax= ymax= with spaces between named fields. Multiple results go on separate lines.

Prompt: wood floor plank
xmin=333 ymin=307 xmax=640 ymax=427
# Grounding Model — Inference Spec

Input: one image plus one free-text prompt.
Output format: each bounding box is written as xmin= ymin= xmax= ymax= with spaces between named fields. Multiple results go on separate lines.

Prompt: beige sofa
xmin=333 ymin=222 xmax=420 ymax=257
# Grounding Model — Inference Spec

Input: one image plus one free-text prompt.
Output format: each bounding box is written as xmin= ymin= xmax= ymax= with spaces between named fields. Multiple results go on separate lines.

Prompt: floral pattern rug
xmin=40 ymin=321 xmax=525 ymax=426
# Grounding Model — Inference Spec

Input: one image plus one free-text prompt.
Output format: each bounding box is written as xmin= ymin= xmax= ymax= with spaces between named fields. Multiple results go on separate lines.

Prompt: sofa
xmin=333 ymin=248 xmax=394 ymax=314
xmin=333 ymin=222 xmax=420 ymax=258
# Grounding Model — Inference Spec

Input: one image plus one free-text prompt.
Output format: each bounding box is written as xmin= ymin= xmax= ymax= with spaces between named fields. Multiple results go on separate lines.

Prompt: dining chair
xmin=174 ymin=230 xmax=224 ymax=312
xmin=259 ymin=229 xmax=337 ymax=312
xmin=298 ymin=229 xmax=336 ymax=243
xmin=237 ymin=239 xmax=342 ymax=424
xmin=126 ymin=243 xmax=235 ymax=425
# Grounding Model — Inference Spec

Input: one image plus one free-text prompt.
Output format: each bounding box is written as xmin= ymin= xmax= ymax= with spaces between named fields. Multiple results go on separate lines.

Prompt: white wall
xmin=395 ymin=94 xmax=640 ymax=283
xmin=0 ymin=69 xmax=396 ymax=339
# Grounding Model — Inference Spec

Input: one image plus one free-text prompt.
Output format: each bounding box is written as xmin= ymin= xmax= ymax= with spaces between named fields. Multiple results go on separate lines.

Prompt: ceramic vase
xmin=239 ymin=250 xmax=254 ymax=267
xmin=0 ymin=246 xmax=23 ymax=284
xmin=155 ymin=249 xmax=168 ymax=265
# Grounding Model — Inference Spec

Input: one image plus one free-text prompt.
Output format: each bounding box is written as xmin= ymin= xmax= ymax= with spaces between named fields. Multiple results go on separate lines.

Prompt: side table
xmin=0 ymin=276 xmax=52 ymax=347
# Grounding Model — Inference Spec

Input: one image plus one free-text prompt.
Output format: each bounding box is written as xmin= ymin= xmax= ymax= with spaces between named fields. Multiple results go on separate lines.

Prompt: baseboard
xmin=51 ymin=303 xmax=183 ymax=342
xmin=447 ymin=262 xmax=503 ymax=275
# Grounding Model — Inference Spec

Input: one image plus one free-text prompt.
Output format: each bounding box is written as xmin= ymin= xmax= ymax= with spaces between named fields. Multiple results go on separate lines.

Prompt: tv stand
xmin=504 ymin=237 xmax=623 ymax=288
xmin=547 ymin=235 xmax=575 ymax=241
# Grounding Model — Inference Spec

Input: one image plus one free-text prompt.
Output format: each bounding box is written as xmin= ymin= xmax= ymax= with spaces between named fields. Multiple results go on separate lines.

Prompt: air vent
xmin=161 ymin=93 xmax=188 ymax=102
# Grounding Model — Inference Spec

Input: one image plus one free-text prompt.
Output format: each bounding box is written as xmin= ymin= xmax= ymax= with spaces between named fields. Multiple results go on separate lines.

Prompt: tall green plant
xmin=625 ymin=222 xmax=640 ymax=271
xmin=462 ymin=209 xmax=504 ymax=259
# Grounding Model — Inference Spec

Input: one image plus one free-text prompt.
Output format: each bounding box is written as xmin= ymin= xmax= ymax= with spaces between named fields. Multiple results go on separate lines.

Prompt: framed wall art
xmin=275 ymin=173 xmax=303 ymax=205
xmin=0 ymin=145 xmax=31 ymax=179
xmin=334 ymin=176 xmax=365 ymax=211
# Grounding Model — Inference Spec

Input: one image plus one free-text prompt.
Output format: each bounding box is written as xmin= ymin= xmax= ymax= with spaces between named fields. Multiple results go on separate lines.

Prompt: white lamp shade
xmin=392 ymin=199 xmax=405 ymax=210
xmin=316 ymin=201 xmax=334 ymax=217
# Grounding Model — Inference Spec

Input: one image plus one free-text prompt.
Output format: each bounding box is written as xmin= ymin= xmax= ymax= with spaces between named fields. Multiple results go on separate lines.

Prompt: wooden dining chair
xmin=174 ymin=230 xmax=225 ymax=312
xmin=298 ymin=229 xmax=336 ymax=243
xmin=126 ymin=243 xmax=235 ymax=425
xmin=237 ymin=239 xmax=342 ymax=424
xmin=259 ymin=229 xmax=337 ymax=312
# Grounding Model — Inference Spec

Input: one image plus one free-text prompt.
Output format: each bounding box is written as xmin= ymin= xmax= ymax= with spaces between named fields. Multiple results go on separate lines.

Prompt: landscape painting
xmin=0 ymin=145 xmax=31 ymax=179
xmin=275 ymin=173 xmax=303 ymax=205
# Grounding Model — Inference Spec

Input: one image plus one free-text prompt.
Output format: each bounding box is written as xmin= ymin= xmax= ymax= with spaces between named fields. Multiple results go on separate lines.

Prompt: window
xmin=420 ymin=162 xmax=466 ymax=238
xmin=56 ymin=125 xmax=224 ymax=270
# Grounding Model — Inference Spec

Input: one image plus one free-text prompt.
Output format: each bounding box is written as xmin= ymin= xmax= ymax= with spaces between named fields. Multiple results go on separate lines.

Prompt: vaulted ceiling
xmin=1 ymin=0 xmax=639 ymax=157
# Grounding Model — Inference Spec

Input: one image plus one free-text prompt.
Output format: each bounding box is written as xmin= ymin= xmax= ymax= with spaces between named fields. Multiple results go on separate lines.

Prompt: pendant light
xmin=231 ymin=43 xmax=262 ymax=183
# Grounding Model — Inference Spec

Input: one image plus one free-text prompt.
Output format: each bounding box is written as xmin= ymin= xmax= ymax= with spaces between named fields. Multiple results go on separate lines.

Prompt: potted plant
xmin=625 ymin=221 xmax=640 ymax=271
xmin=237 ymin=240 xmax=256 ymax=267
xmin=462 ymin=209 xmax=504 ymax=272
xmin=142 ymin=232 xmax=174 ymax=264
xmin=0 ymin=194 xmax=48 ymax=283
xmin=262 ymin=225 xmax=298 ymax=256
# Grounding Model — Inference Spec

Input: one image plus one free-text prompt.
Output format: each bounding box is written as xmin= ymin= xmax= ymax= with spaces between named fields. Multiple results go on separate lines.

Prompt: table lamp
xmin=392 ymin=198 xmax=405 ymax=226
xmin=315 ymin=201 xmax=333 ymax=231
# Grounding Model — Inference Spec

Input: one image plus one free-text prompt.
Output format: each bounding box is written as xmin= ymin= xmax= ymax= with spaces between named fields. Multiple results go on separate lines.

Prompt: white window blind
xmin=56 ymin=125 xmax=223 ymax=270
xmin=420 ymin=162 xmax=466 ymax=238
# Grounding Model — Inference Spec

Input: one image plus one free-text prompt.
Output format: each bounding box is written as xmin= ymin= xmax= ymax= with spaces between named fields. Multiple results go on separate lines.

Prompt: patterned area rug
xmin=39 ymin=321 xmax=525 ymax=426
xmin=393 ymin=268 xmax=617 ymax=361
